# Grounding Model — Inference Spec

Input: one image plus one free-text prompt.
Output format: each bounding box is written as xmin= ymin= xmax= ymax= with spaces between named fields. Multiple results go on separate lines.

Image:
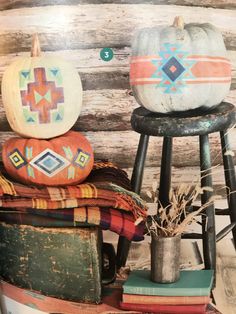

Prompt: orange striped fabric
xmin=0 ymin=168 xmax=147 ymax=220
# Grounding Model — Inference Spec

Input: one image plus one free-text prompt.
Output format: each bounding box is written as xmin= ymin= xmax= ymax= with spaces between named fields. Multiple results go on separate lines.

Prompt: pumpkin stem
xmin=172 ymin=16 xmax=184 ymax=30
xmin=31 ymin=33 xmax=41 ymax=57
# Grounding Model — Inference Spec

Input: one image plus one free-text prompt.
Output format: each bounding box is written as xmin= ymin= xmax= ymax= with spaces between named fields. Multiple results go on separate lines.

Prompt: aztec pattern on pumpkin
xmin=130 ymin=21 xmax=231 ymax=113
xmin=2 ymin=57 xmax=82 ymax=139
xmin=130 ymin=43 xmax=231 ymax=93
xmin=20 ymin=67 xmax=64 ymax=124
xmin=2 ymin=131 xmax=94 ymax=186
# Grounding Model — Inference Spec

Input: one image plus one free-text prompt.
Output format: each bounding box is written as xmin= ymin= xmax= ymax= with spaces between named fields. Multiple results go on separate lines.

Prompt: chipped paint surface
xmin=0 ymin=223 xmax=102 ymax=303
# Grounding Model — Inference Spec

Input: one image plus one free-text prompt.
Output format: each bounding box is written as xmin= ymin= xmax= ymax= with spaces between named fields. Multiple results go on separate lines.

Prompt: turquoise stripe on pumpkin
xmin=27 ymin=165 xmax=35 ymax=178
xmin=25 ymin=147 xmax=33 ymax=160
xmin=62 ymin=146 xmax=73 ymax=160
xmin=68 ymin=166 xmax=75 ymax=179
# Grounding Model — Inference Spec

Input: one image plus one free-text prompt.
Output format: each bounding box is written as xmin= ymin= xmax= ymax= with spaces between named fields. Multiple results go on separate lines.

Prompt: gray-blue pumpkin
xmin=130 ymin=17 xmax=231 ymax=113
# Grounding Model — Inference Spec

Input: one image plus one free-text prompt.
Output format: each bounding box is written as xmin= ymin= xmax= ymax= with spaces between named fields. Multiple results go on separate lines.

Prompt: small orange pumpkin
xmin=2 ymin=131 xmax=94 ymax=186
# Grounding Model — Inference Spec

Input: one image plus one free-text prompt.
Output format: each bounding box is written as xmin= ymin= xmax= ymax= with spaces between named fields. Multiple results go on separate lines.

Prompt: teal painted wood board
xmin=0 ymin=223 xmax=102 ymax=303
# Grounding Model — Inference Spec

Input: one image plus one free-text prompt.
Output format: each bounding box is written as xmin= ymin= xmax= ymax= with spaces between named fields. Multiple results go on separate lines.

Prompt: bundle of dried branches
xmin=147 ymin=183 xmax=221 ymax=237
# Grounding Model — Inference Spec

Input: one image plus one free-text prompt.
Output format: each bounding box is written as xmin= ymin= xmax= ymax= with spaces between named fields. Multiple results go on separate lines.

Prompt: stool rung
xmin=182 ymin=233 xmax=202 ymax=239
xmin=216 ymin=222 xmax=236 ymax=242
xmin=192 ymin=205 xmax=229 ymax=215
xmin=182 ymin=224 xmax=236 ymax=242
xmin=215 ymin=208 xmax=230 ymax=215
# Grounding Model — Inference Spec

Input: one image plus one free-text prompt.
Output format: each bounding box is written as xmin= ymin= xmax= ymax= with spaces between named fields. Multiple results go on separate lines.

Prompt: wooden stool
xmin=117 ymin=102 xmax=236 ymax=272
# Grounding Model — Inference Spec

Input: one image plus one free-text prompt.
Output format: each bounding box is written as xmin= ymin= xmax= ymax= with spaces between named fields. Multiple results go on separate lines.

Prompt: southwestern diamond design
xmin=8 ymin=149 xmax=27 ymax=169
xmin=162 ymin=57 xmax=185 ymax=81
xmin=73 ymin=149 xmax=90 ymax=168
xmin=20 ymin=67 xmax=64 ymax=124
xmin=151 ymin=43 xmax=196 ymax=93
xmin=29 ymin=149 xmax=70 ymax=177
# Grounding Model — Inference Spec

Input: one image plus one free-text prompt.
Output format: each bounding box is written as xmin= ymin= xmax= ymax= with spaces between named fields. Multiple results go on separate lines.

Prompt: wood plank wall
xmin=0 ymin=0 xmax=235 ymax=198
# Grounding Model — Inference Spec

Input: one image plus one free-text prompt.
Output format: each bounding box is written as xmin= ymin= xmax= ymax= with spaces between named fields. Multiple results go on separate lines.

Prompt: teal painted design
xmin=29 ymin=149 xmax=70 ymax=177
xmin=27 ymin=165 xmax=35 ymax=178
xmin=25 ymin=147 xmax=33 ymax=160
xmin=48 ymin=67 xmax=63 ymax=85
xmin=25 ymin=303 xmax=39 ymax=310
xmin=19 ymin=70 xmax=31 ymax=89
xmin=34 ymin=90 xmax=52 ymax=104
xmin=20 ymin=67 xmax=65 ymax=124
xmin=62 ymin=146 xmax=73 ymax=160
xmin=51 ymin=104 xmax=64 ymax=123
xmin=68 ymin=166 xmax=75 ymax=179
xmin=24 ymin=290 xmax=45 ymax=300
xmin=151 ymin=43 xmax=196 ymax=93
xmin=22 ymin=108 xmax=39 ymax=124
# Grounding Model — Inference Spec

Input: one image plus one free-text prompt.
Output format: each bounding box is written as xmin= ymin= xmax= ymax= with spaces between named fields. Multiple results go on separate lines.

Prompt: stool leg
xmin=158 ymin=137 xmax=173 ymax=209
xmin=131 ymin=134 xmax=150 ymax=193
xmin=220 ymin=130 xmax=236 ymax=248
xmin=199 ymin=135 xmax=216 ymax=271
xmin=116 ymin=134 xmax=149 ymax=269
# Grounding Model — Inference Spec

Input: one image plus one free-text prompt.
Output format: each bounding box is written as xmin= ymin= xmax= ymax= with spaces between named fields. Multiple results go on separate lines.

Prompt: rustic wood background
xmin=0 ymin=0 xmax=235 ymax=197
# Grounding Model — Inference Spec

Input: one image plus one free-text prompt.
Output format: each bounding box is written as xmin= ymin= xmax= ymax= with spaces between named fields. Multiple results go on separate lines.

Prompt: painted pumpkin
xmin=2 ymin=131 xmax=94 ymax=186
xmin=2 ymin=34 xmax=82 ymax=139
xmin=130 ymin=16 xmax=231 ymax=113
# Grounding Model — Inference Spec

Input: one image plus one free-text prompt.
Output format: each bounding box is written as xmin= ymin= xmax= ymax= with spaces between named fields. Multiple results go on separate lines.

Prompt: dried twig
xmin=146 ymin=183 xmax=220 ymax=237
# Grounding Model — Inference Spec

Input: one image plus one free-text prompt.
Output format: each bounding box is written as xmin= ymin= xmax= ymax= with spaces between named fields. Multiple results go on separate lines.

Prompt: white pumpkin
xmin=130 ymin=17 xmax=231 ymax=113
xmin=2 ymin=34 xmax=82 ymax=138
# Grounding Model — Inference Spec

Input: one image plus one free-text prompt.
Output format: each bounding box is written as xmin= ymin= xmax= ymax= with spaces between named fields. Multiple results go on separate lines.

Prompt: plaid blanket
xmin=0 ymin=207 xmax=145 ymax=241
xmin=0 ymin=162 xmax=147 ymax=241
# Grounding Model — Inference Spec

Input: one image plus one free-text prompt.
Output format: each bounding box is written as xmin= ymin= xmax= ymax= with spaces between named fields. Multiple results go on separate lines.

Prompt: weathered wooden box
xmin=0 ymin=223 xmax=102 ymax=303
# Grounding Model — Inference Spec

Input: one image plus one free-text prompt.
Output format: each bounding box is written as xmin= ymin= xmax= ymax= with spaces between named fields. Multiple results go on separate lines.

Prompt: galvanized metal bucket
xmin=151 ymin=234 xmax=181 ymax=283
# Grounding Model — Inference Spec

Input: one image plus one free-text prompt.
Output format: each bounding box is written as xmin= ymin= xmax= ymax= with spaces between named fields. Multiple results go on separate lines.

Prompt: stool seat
xmin=131 ymin=102 xmax=236 ymax=137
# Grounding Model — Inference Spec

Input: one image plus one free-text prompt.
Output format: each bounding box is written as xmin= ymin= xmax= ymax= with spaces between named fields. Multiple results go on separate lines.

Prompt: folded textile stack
xmin=120 ymin=269 xmax=214 ymax=314
xmin=0 ymin=161 xmax=147 ymax=241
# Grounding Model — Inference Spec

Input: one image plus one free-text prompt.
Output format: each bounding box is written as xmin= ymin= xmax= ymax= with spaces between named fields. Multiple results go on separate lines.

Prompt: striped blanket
xmin=0 ymin=207 xmax=145 ymax=241
xmin=0 ymin=162 xmax=147 ymax=241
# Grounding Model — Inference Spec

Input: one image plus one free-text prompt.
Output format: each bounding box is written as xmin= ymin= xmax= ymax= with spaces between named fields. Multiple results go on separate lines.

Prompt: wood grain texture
xmin=0 ymin=89 xmax=138 ymax=131
xmin=1 ymin=127 xmax=236 ymax=168
xmin=124 ymin=164 xmax=229 ymax=200
xmin=1 ymin=0 xmax=235 ymax=10
xmin=71 ymin=128 xmax=236 ymax=168
xmin=1 ymin=67 xmax=236 ymax=91
xmin=0 ymin=89 xmax=235 ymax=132
xmin=1 ymin=47 xmax=235 ymax=71
xmin=0 ymin=48 xmax=131 ymax=71
xmin=0 ymin=48 xmax=235 ymax=90
xmin=0 ymin=4 xmax=235 ymax=54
